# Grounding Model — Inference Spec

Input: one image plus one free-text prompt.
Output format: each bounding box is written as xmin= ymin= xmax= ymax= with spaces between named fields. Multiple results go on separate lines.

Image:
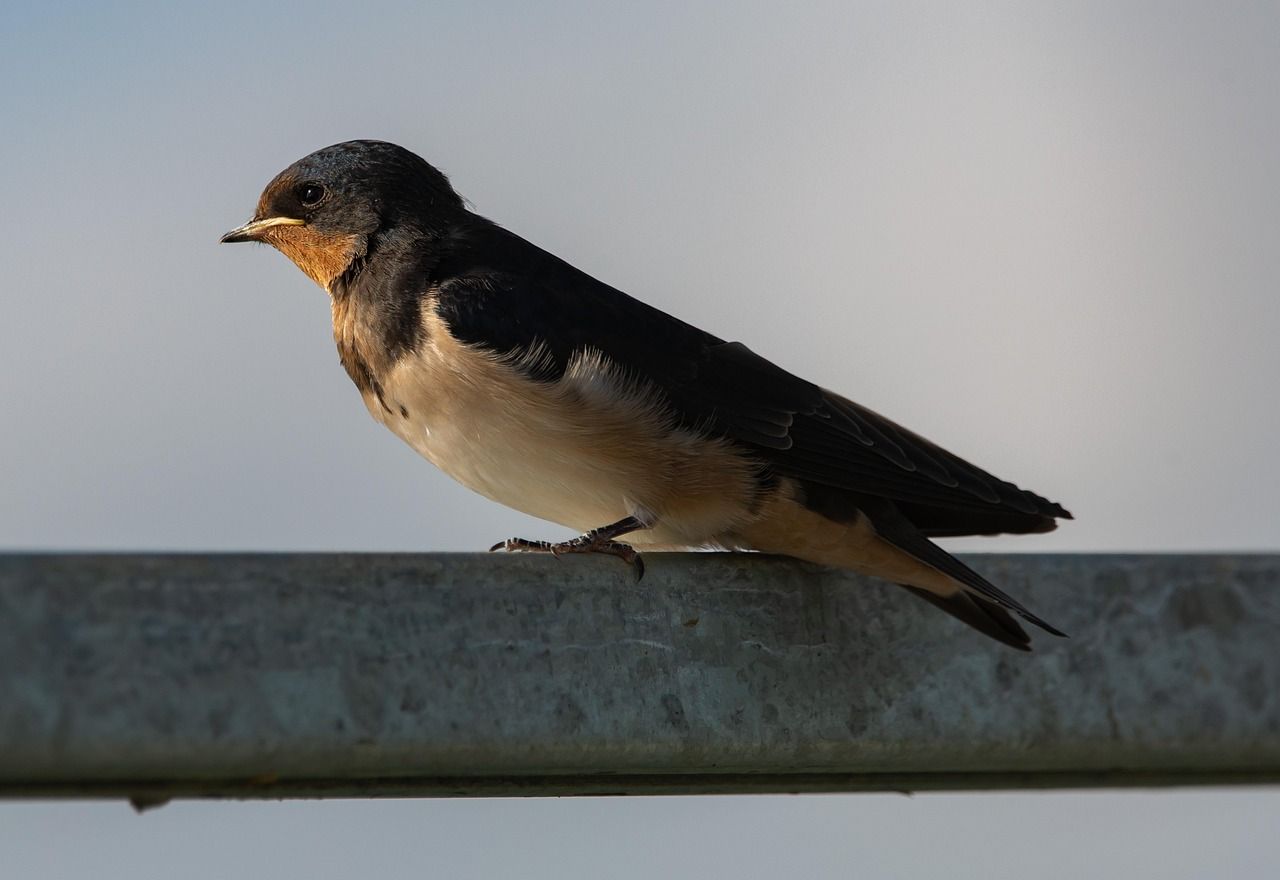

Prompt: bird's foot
xmin=489 ymin=517 xmax=647 ymax=580
xmin=489 ymin=537 xmax=555 ymax=554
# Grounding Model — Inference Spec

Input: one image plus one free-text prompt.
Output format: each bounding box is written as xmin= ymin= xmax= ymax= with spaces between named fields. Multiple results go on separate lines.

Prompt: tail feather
xmin=737 ymin=485 xmax=1067 ymax=650
xmin=899 ymin=585 xmax=1032 ymax=651
xmin=860 ymin=497 xmax=1068 ymax=639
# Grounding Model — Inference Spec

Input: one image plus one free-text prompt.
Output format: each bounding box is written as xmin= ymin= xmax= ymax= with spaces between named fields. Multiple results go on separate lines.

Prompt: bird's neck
xmin=328 ymin=224 xmax=449 ymax=412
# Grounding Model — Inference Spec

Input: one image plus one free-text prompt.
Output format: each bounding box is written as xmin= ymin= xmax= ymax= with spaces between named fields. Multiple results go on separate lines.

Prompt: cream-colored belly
xmin=364 ymin=323 xmax=761 ymax=546
xmin=383 ymin=382 xmax=640 ymax=531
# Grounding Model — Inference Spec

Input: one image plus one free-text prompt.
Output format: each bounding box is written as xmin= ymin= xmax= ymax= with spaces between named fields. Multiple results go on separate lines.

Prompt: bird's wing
xmin=430 ymin=221 xmax=1070 ymax=531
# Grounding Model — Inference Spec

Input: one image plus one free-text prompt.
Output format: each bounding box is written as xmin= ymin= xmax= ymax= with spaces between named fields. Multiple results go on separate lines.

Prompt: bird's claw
xmin=488 ymin=534 xmax=644 ymax=580
xmin=489 ymin=538 xmax=553 ymax=553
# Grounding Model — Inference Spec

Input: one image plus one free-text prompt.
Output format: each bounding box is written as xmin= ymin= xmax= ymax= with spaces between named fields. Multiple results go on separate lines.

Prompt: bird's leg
xmin=489 ymin=515 xmax=649 ymax=580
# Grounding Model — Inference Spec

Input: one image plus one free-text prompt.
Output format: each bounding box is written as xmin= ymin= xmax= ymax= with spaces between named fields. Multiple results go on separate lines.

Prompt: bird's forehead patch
xmin=256 ymin=171 xmax=300 ymax=216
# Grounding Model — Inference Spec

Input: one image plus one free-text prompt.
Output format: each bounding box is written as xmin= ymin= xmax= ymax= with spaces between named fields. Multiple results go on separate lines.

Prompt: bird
xmin=221 ymin=139 xmax=1071 ymax=651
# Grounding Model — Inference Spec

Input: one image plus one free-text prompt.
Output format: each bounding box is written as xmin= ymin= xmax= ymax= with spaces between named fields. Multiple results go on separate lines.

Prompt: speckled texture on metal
xmin=0 ymin=553 xmax=1277 ymax=799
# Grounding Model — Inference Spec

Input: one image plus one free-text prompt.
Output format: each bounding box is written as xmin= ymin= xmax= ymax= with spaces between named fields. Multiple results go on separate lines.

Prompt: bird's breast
xmin=357 ymin=309 xmax=762 ymax=545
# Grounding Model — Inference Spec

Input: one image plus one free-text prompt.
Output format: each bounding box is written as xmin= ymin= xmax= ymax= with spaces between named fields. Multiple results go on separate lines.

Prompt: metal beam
xmin=1 ymin=553 xmax=1277 ymax=803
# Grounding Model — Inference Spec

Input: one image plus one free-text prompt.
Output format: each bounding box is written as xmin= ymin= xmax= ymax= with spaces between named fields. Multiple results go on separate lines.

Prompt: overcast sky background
xmin=2 ymin=1 xmax=1277 ymax=877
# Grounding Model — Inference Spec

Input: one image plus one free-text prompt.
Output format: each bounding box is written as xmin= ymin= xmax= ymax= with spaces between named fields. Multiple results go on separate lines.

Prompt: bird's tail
xmin=736 ymin=488 xmax=1066 ymax=650
xmin=898 ymin=586 xmax=1033 ymax=651
xmin=855 ymin=496 xmax=1067 ymax=645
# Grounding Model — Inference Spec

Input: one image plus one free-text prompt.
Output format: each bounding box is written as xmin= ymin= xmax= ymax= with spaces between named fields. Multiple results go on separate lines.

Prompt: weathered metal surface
xmin=0 ymin=553 xmax=1276 ymax=800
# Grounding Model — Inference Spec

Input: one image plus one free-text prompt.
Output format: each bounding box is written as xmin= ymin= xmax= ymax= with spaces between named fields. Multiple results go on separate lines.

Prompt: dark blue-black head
xmin=220 ymin=140 xmax=465 ymax=288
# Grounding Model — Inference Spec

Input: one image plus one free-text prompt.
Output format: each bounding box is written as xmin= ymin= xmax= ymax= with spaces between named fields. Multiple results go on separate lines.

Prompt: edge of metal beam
xmin=2 ymin=553 xmax=1277 ymax=800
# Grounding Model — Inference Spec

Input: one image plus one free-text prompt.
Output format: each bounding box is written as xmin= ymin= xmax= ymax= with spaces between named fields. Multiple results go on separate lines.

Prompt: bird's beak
xmin=219 ymin=216 xmax=306 ymax=243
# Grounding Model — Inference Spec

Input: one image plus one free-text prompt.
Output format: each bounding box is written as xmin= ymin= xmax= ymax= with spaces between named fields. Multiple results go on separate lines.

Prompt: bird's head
xmin=220 ymin=140 xmax=465 ymax=290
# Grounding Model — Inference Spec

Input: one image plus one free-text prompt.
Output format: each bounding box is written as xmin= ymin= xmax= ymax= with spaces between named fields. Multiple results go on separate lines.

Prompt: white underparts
xmin=365 ymin=308 xmax=761 ymax=547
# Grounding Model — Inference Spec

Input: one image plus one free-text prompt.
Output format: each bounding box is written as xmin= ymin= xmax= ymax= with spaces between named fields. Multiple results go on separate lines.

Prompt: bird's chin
xmin=262 ymin=227 xmax=368 ymax=292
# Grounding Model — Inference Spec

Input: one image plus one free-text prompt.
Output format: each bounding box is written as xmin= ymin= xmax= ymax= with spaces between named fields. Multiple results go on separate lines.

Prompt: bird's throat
xmin=266 ymin=227 xmax=368 ymax=290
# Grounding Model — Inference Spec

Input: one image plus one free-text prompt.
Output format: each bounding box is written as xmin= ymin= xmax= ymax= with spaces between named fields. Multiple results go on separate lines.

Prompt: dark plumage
xmin=222 ymin=140 xmax=1072 ymax=650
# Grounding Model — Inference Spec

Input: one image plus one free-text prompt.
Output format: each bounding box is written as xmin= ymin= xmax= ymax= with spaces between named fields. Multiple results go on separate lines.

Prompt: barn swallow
xmin=221 ymin=140 xmax=1072 ymax=650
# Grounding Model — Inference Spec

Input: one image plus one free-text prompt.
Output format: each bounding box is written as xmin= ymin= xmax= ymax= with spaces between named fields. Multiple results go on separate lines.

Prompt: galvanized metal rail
xmin=1 ymin=553 xmax=1276 ymax=803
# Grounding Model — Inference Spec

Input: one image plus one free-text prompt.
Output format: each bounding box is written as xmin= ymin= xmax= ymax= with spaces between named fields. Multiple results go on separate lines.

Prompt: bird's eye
xmin=297 ymin=183 xmax=326 ymax=206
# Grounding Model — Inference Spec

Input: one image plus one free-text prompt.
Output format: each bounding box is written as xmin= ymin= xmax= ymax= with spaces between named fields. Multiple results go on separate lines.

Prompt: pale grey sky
xmin=1 ymin=2 xmax=1277 ymax=876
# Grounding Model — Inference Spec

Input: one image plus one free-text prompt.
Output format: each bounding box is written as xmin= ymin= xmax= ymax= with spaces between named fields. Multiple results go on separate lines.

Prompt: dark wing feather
xmin=429 ymin=218 xmax=1071 ymax=536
